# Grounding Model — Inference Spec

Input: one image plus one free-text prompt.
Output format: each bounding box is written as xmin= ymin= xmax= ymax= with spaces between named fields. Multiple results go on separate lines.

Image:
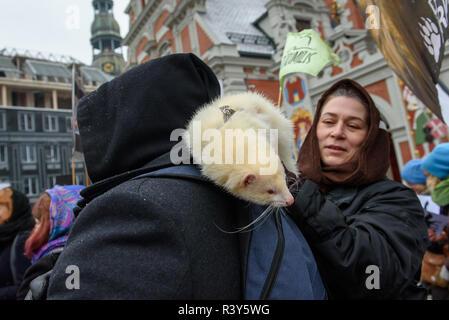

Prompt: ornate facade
xmin=0 ymin=48 xmax=112 ymax=200
xmin=123 ymin=0 xmax=449 ymax=181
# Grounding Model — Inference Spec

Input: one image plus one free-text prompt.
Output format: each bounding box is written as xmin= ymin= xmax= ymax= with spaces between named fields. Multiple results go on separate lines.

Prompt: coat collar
xmin=75 ymin=152 xmax=206 ymax=216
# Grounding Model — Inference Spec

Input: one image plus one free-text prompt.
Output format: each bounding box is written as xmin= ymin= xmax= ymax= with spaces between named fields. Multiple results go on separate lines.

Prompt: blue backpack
xmin=245 ymin=205 xmax=327 ymax=299
xmin=139 ymin=165 xmax=327 ymax=300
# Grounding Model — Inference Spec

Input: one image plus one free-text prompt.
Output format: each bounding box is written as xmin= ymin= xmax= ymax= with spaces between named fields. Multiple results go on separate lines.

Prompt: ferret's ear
xmin=243 ymin=174 xmax=256 ymax=187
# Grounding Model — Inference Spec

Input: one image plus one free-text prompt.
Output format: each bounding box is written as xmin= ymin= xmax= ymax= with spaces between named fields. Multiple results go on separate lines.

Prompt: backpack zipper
xmin=259 ymin=210 xmax=285 ymax=299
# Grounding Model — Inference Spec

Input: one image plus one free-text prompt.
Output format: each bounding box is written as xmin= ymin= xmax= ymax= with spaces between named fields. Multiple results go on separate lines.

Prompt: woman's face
xmin=405 ymin=182 xmax=427 ymax=194
xmin=317 ymin=96 xmax=368 ymax=167
xmin=0 ymin=204 xmax=10 ymax=224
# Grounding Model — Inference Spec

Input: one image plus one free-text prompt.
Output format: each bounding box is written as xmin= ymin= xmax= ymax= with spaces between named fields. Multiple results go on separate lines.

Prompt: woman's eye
xmin=267 ymin=189 xmax=275 ymax=195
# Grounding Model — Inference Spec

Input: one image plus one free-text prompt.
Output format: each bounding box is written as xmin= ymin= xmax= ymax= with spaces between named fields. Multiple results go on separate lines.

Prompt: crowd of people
xmin=0 ymin=53 xmax=448 ymax=300
xmin=0 ymin=184 xmax=84 ymax=300
xmin=401 ymin=143 xmax=449 ymax=299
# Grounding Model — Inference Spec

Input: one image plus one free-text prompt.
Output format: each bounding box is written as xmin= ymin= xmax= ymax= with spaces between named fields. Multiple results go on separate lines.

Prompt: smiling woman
xmin=288 ymin=78 xmax=429 ymax=299
xmin=317 ymin=95 xmax=368 ymax=167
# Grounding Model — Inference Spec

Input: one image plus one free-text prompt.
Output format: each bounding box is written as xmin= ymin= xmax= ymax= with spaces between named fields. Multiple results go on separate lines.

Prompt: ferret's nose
xmin=286 ymin=197 xmax=294 ymax=206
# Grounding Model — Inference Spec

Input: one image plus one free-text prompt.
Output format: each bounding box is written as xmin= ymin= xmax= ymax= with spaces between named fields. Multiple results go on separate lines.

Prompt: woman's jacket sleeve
xmin=288 ymin=179 xmax=429 ymax=299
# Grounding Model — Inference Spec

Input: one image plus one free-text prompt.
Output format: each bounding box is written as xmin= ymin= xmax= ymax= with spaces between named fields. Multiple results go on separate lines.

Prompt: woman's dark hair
xmin=24 ymin=193 xmax=51 ymax=259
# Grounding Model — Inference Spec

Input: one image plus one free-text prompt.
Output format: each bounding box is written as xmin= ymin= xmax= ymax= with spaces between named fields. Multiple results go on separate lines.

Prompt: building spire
xmin=90 ymin=0 xmax=125 ymax=75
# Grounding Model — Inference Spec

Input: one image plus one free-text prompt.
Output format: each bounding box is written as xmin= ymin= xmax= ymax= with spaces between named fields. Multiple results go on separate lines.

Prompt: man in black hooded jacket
xmin=46 ymin=53 xmax=247 ymax=299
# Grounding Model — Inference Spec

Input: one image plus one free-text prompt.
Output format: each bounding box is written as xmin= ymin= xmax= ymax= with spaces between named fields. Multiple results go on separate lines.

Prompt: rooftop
xmin=24 ymin=60 xmax=72 ymax=80
xmin=0 ymin=56 xmax=19 ymax=73
xmin=80 ymin=66 xmax=114 ymax=84
xmin=0 ymin=47 xmax=113 ymax=86
xmin=200 ymin=0 xmax=274 ymax=57
xmin=0 ymin=47 xmax=84 ymax=64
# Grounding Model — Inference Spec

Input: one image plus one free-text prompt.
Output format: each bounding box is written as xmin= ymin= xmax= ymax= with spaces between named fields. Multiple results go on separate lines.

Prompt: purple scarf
xmin=32 ymin=185 xmax=85 ymax=264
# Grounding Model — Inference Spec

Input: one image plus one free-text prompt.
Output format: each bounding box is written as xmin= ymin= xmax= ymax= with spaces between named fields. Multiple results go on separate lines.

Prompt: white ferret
xmin=184 ymin=91 xmax=298 ymax=207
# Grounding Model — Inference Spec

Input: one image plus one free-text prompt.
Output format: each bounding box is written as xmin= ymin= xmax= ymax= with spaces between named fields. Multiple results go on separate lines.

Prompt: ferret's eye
xmin=267 ymin=189 xmax=275 ymax=195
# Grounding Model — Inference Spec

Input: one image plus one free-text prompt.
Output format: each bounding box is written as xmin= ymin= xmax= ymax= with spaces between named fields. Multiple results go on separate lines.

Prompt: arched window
xmin=157 ymin=40 xmax=172 ymax=57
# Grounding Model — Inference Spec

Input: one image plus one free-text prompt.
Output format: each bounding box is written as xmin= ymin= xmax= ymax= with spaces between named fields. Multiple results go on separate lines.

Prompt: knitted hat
xmin=422 ymin=143 xmax=449 ymax=179
xmin=401 ymin=159 xmax=427 ymax=184
xmin=0 ymin=182 xmax=11 ymax=190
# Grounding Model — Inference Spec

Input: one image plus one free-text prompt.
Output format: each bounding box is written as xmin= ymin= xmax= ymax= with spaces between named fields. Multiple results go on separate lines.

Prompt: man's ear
xmin=243 ymin=174 xmax=256 ymax=187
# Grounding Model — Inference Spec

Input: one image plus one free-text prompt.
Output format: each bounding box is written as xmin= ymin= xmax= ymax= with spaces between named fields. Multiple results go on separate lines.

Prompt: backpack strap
xmin=10 ymin=231 xmax=30 ymax=284
xmin=10 ymin=234 xmax=21 ymax=284
xmin=245 ymin=205 xmax=327 ymax=300
xmin=132 ymin=165 xmax=207 ymax=181
xmin=26 ymin=270 xmax=52 ymax=300
xmin=259 ymin=210 xmax=285 ymax=300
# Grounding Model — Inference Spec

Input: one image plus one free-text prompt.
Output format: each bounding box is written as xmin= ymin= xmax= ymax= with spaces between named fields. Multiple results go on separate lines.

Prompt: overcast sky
xmin=0 ymin=0 xmax=130 ymax=65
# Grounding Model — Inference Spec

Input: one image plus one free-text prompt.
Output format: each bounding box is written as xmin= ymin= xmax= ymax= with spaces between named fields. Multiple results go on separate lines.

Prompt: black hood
xmin=77 ymin=53 xmax=220 ymax=183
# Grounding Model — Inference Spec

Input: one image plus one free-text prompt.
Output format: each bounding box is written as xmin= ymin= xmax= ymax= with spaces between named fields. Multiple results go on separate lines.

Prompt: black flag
xmin=356 ymin=0 xmax=449 ymax=123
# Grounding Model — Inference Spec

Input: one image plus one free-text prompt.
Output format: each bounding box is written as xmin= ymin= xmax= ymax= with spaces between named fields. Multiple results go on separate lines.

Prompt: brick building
xmin=0 ymin=49 xmax=112 ymax=201
xmin=123 ymin=0 xmax=449 ymax=181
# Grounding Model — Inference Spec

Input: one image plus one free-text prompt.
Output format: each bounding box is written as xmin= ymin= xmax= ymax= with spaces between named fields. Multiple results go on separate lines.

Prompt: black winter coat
xmin=47 ymin=156 xmax=245 ymax=299
xmin=17 ymin=251 xmax=60 ymax=300
xmin=288 ymin=178 xmax=429 ymax=299
xmin=45 ymin=54 xmax=247 ymax=299
xmin=0 ymin=232 xmax=31 ymax=300
xmin=44 ymin=54 xmax=324 ymax=300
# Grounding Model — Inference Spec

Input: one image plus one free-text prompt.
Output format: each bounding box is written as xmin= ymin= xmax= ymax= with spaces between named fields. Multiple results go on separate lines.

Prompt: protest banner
xmin=356 ymin=0 xmax=449 ymax=123
xmin=278 ymin=29 xmax=340 ymax=106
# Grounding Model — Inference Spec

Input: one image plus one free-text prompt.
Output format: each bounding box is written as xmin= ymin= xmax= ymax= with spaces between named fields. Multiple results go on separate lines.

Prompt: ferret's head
xmin=228 ymin=162 xmax=295 ymax=207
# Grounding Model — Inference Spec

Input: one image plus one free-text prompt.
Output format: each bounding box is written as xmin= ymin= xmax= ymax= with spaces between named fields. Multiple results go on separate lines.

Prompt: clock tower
xmin=90 ymin=0 xmax=125 ymax=76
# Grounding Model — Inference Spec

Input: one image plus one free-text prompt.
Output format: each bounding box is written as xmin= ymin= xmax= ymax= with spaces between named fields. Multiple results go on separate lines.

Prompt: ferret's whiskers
xmin=214 ymin=205 xmax=275 ymax=234
xmin=279 ymin=206 xmax=289 ymax=216
xmin=286 ymin=174 xmax=297 ymax=184
xmin=238 ymin=205 xmax=273 ymax=232
xmin=287 ymin=174 xmax=304 ymax=195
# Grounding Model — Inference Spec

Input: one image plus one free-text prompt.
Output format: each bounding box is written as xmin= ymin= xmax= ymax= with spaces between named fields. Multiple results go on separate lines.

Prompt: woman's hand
xmin=428 ymin=228 xmax=448 ymax=242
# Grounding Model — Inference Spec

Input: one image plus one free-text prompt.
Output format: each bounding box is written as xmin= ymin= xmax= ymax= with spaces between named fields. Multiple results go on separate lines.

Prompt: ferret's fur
xmin=186 ymin=91 xmax=299 ymax=175
xmin=184 ymin=92 xmax=298 ymax=207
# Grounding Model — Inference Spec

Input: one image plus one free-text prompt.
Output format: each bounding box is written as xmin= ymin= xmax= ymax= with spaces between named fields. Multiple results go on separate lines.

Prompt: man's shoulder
xmin=113 ymin=171 xmax=232 ymax=202
xmin=83 ymin=171 xmax=244 ymax=220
